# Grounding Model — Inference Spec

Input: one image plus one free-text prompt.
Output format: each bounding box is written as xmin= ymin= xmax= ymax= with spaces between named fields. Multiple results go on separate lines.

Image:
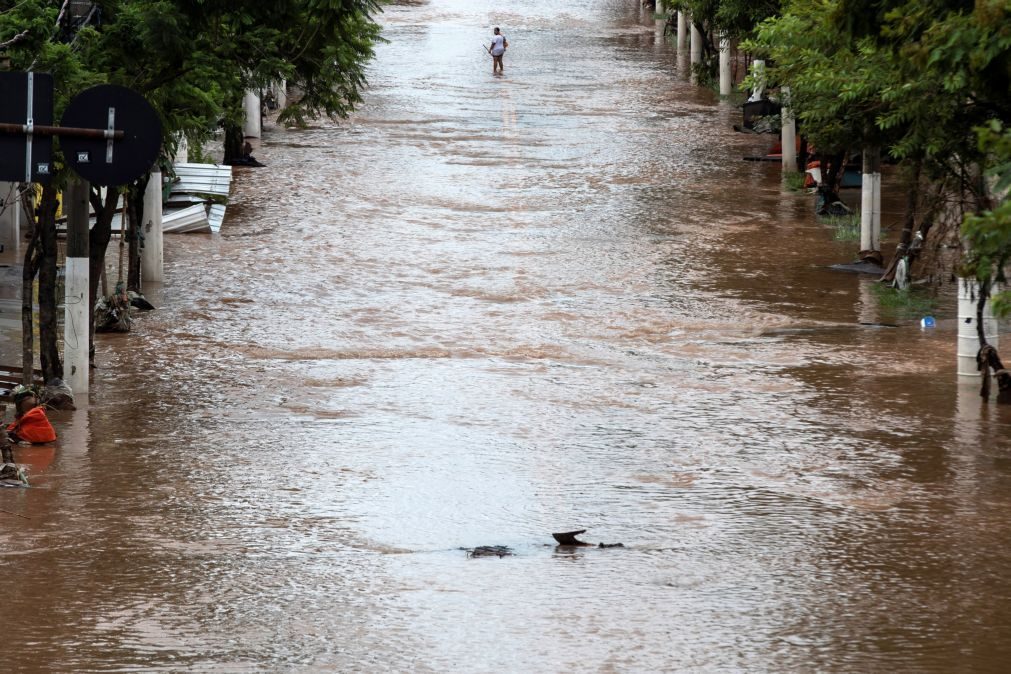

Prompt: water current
xmin=2 ymin=0 xmax=1011 ymax=671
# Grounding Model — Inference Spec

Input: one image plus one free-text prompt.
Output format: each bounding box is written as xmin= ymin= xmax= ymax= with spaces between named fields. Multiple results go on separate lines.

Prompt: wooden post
xmin=64 ymin=178 xmax=89 ymax=397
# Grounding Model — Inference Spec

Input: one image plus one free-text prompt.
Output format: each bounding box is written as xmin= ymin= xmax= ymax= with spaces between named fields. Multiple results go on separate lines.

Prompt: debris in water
xmin=553 ymin=530 xmax=624 ymax=548
xmin=0 ymin=462 xmax=29 ymax=488
xmin=466 ymin=545 xmax=513 ymax=558
xmin=554 ymin=529 xmax=590 ymax=545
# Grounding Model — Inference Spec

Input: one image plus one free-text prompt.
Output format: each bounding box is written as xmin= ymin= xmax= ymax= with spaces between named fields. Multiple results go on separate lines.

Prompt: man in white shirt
xmin=489 ymin=27 xmax=508 ymax=74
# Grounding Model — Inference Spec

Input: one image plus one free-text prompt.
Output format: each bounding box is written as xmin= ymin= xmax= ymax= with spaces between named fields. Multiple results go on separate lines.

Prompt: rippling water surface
xmin=2 ymin=0 xmax=1011 ymax=671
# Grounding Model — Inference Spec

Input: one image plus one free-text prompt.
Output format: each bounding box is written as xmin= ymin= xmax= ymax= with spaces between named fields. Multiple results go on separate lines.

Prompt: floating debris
xmin=0 ymin=462 xmax=29 ymax=488
xmin=552 ymin=530 xmax=592 ymax=546
xmin=466 ymin=545 xmax=513 ymax=558
xmin=553 ymin=530 xmax=624 ymax=548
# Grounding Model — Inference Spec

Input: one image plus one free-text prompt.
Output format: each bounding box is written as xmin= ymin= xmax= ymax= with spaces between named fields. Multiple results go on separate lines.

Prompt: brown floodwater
xmin=2 ymin=0 xmax=1011 ymax=671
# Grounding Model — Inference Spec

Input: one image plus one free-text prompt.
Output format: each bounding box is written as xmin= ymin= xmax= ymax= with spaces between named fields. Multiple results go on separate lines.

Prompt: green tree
xmin=668 ymin=0 xmax=782 ymax=83
xmin=0 ymin=0 xmax=382 ymax=381
xmin=962 ymin=122 xmax=1011 ymax=318
xmin=749 ymin=0 xmax=1011 ymax=277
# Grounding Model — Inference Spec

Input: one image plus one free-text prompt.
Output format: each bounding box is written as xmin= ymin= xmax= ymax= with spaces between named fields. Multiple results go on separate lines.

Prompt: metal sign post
xmin=0 ymin=79 xmax=161 ymax=187
xmin=0 ymin=74 xmax=163 ymax=402
xmin=0 ymin=72 xmax=54 ymax=184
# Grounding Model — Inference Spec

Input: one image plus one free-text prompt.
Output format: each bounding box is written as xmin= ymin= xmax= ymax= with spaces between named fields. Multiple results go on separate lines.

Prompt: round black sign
xmin=61 ymin=84 xmax=162 ymax=186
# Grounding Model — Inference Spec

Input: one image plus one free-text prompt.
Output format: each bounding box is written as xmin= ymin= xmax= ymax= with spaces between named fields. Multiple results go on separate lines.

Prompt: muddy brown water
xmin=2 ymin=1 xmax=1011 ymax=671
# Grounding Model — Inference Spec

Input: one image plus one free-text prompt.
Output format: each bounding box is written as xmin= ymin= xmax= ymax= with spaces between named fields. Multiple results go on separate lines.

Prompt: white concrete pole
xmin=656 ymin=0 xmax=664 ymax=14
xmin=141 ymin=170 xmax=164 ymax=285
xmin=860 ymin=147 xmax=881 ymax=252
xmin=781 ymin=87 xmax=797 ymax=173
xmin=719 ymin=35 xmax=732 ymax=97
xmin=689 ymin=19 xmax=703 ymax=84
xmin=274 ymin=80 xmax=287 ymax=110
xmin=64 ymin=179 xmax=90 ymax=397
xmin=175 ymin=134 xmax=189 ymax=164
xmin=690 ymin=20 xmax=703 ymax=66
xmin=958 ymin=278 xmax=1000 ymax=376
xmin=243 ymin=90 xmax=261 ymax=138
xmin=677 ymin=11 xmax=688 ymax=51
xmin=749 ymin=59 xmax=766 ymax=101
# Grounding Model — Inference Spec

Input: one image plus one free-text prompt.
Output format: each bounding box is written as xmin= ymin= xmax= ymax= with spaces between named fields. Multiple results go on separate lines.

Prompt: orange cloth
xmin=7 ymin=406 xmax=57 ymax=444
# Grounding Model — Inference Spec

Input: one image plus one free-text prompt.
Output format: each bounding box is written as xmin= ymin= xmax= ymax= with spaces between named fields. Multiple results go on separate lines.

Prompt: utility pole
xmin=781 ymin=87 xmax=797 ymax=173
xmin=859 ymin=146 xmax=881 ymax=255
xmin=64 ymin=178 xmax=89 ymax=396
xmin=719 ymin=35 xmax=732 ymax=97
xmin=141 ymin=169 xmax=163 ymax=283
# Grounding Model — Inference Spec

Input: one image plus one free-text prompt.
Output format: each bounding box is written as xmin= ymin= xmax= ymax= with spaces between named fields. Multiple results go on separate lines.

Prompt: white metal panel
xmin=208 ymin=204 xmax=226 ymax=233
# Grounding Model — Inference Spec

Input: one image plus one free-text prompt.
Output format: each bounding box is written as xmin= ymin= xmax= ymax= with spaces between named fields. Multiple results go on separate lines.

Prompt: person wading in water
xmin=489 ymin=27 xmax=508 ymax=74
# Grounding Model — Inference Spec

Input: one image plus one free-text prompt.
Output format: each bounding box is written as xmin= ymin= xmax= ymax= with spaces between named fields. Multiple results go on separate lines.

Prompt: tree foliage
xmin=0 ymin=0 xmax=382 ymax=379
xmin=962 ymin=122 xmax=1011 ymax=317
xmin=665 ymin=0 xmax=783 ymax=83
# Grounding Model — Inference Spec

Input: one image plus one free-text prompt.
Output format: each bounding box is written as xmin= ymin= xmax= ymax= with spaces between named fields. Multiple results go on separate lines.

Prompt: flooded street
xmin=3 ymin=0 xmax=1011 ymax=670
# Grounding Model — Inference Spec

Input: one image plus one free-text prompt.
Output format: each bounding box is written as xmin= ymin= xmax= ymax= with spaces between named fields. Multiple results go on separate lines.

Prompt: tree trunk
xmin=879 ymin=161 xmax=921 ymax=282
xmin=20 ymin=226 xmax=40 ymax=386
xmin=88 ymin=187 xmax=120 ymax=365
xmin=126 ymin=179 xmax=146 ymax=292
xmin=223 ymin=120 xmax=245 ymax=165
xmin=36 ymin=185 xmax=62 ymax=382
xmin=977 ymin=279 xmax=990 ymax=348
xmin=823 ymin=151 xmax=847 ymax=199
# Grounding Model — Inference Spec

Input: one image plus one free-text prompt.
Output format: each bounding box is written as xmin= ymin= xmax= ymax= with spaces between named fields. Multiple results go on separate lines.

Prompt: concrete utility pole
xmin=781 ymin=87 xmax=797 ymax=173
xmin=175 ymin=134 xmax=189 ymax=164
xmin=64 ymin=179 xmax=90 ymax=397
xmin=141 ymin=170 xmax=163 ymax=284
xmin=677 ymin=12 xmax=688 ymax=51
xmin=958 ymin=278 xmax=1000 ymax=377
xmin=719 ymin=35 xmax=732 ymax=97
xmin=243 ymin=90 xmax=261 ymax=139
xmin=749 ymin=60 xmax=766 ymax=101
xmin=689 ymin=19 xmax=702 ymax=84
xmin=690 ymin=21 xmax=702 ymax=64
xmin=274 ymin=81 xmax=287 ymax=110
xmin=859 ymin=147 xmax=881 ymax=253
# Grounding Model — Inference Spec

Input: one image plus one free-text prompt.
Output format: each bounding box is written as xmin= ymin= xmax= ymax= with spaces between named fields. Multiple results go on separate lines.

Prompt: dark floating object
xmin=128 ymin=291 xmax=155 ymax=311
xmin=467 ymin=545 xmax=513 ymax=558
xmin=552 ymin=530 xmax=592 ymax=546
xmin=553 ymin=529 xmax=624 ymax=548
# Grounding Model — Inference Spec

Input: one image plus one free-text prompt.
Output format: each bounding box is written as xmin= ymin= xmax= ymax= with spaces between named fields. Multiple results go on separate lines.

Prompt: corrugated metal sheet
xmin=162 ymin=204 xmax=210 ymax=233
xmin=171 ymin=162 xmax=233 ymax=198
xmin=208 ymin=204 xmax=226 ymax=233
